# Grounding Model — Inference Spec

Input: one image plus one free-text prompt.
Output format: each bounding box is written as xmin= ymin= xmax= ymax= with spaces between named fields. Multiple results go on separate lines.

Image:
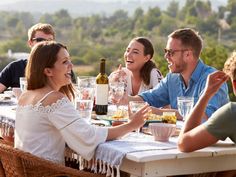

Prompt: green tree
xmin=143 ymin=7 xmax=162 ymax=31
xmin=227 ymin=0 xmax=236 ymax=24
xmin=0 ymin=39 xmax=28 ymax=54
xmin=196 ymin=15 xmax=218 ymax=35
xmin=6 ymin=16 xmax=19 ymax=28
xmin=18 ymin=12 xmax=34 ymax=28
xmin=201 ymin=38 xmax=229 ymax=70
xmin=39 ymin=13 xmax=56 ymax=26
xmin=158 ymin=15 xmax=178 ymax=36
xmin=218 ymin=6 xmax=227 ymax=19
xmin=133 ymin=8 xmax=144 ymax=33
xmin=166 ymin=0 xmax=179 ymax=18
xmin=107 ymin=10 xmax=132 ymax=34
xmin=178 ymin=0 xmax=195 ymax=20
xmin=133 ymin=7 xmax=144 ymax=21
xmin=195 ymin=0 xmax=212 ymax=19
xmin=54 ymin=9 xmax=72 ymax=28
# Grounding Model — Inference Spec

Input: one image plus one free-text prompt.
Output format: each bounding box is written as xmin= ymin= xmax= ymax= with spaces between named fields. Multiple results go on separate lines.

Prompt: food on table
xmin=110 ymin=110 xmax=177 ymax=124
xmin=111 ymin=109 xmax=128 ymax=119
xmin=146 ymin=113 xmax=163 ymax=121
xmin=146 ymin=112 xmax=177 ymax=124
xmin=162 ymin=114 xmax=177 ymax=124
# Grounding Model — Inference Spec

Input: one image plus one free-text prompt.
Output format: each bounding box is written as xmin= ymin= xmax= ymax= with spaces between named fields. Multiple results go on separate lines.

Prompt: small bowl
xmin=149 ymin=123 xmax=176 ymax=142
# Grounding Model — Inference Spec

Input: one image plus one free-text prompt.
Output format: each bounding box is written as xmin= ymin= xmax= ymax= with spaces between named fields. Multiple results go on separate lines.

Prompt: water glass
xmin=75 ymin=99 xmax=94 ymax=123
xmin=177 ymin=96 xmax=194 ymax=121
xmin=129 ymin=101 xmax=147 ymax=114
xmin=77 ymin=76 xmax=96 ymax=88
xmin=12 ymin=87 xmax=22 ymax=99
xmin=129 ymin=101 xmax=147 ymax=133
xmin=75 ymin=87 xmax=95 ymax=123
xmin=109 ymin=82 xmax=125 ymax=108
xmin=19 ymin=77 xmax=27 ymax=91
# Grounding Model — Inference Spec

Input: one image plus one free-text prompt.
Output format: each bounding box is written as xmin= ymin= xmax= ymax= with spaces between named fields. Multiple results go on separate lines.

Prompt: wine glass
xmin=129 ymin=101 xmax=147 ymax=134
xmin=177 ymin=96 xmax=194 ymax=121
xmin=109 ymin=82 xmax=125 ymax=111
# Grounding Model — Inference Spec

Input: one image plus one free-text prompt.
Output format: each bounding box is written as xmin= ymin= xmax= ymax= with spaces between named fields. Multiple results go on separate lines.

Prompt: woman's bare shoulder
xmin=18 ymin=90 xmax=67 ymax=107
xmin=42 ymin=91 xmax=66 ymax=106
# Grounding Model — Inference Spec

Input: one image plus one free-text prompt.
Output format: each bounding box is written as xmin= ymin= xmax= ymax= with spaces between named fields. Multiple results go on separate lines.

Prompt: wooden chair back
xmin=0 ymin=141 xmax=104 ymax=177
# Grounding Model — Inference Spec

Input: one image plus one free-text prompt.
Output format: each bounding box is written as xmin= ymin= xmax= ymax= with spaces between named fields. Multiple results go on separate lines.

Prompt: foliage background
xmin=0 ymin=0 xmax=236 ymax=100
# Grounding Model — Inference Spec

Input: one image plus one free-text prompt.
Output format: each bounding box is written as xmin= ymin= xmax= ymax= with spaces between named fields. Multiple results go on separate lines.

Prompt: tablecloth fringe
xmin=78 ymin=156 xmax=120 ymax=177
xmin=65 ymin=148 xmax=121 ymax=177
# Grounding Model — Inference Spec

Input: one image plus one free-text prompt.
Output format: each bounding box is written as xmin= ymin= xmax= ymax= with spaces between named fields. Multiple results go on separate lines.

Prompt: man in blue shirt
xmin=130 ymin=28 xmax=229 ymax=120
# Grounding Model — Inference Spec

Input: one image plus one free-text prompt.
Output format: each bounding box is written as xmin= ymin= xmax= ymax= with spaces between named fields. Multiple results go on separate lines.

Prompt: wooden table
xmin=119 ymin=137 xmax=236 ymax=177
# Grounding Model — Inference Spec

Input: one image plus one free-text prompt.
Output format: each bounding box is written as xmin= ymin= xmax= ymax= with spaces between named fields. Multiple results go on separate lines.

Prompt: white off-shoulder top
xmin=14 ymin=91 xmax=108 ymax=164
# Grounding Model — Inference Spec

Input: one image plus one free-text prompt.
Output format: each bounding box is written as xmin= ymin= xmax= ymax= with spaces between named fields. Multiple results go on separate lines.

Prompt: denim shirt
xmin=139 ymin=60 xmax=229 ymax=118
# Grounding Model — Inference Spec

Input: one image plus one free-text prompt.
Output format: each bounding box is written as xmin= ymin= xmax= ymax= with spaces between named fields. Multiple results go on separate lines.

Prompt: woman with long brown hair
xmin=14 ymin=41 xmax=150 ymax=164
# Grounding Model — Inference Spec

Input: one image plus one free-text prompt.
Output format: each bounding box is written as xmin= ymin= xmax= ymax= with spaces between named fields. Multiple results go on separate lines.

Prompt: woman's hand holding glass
xmin=129 ymin=101 xmax=149 ymax=134
xmin=128 ymin=103 xmax=150 ymax=132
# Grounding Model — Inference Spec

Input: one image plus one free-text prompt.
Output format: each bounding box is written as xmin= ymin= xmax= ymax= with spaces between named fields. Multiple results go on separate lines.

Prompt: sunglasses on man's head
xmin=32 ymin=37 xmax=49 ymax=42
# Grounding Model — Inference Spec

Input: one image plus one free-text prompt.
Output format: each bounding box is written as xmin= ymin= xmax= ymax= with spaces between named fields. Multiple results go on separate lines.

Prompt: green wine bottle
xmin=95 ymin=58 xmax=109 ymax=115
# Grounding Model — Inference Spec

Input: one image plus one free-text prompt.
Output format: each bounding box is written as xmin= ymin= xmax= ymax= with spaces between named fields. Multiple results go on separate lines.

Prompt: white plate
xmin=96 ymin=115 xmax=128 ymax=122
xmin=0 ymin=94 xmax=15 ymax=104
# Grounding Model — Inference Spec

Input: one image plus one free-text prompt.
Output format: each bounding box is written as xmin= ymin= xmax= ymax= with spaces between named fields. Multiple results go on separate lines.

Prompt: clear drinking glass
xmin=75 ymin=76 xmax=96 ymax=124
xmin=129 ymin=100 xmax=147 ymax=134
xmin=75 ymin=87 xmax=95 ymax=124
xmin=77 ymin=76 xmax=96 ymax=88
xmin=109 ymin=82 xmax=125 ymax=110
xmin=177 ymin=96 xmax=194 ymax=121
xmin=19 ymin=77 xmax=27 ymax=91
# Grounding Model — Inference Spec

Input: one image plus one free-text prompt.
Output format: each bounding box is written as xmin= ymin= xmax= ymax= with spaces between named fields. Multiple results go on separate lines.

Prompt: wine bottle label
xmin=95 ymin=84 xmax=108 ymax=105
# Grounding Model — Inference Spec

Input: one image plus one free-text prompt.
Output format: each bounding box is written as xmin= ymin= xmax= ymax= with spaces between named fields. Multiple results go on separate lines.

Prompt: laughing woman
xmin=109 ymin=37 xmax=163 ymax=104
xmin=14 ymin=41 xmax=150 ymax=164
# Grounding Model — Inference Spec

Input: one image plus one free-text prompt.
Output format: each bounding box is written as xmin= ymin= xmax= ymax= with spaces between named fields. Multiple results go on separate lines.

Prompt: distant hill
xmin=0 ymin=0 xmax=227 ymax=17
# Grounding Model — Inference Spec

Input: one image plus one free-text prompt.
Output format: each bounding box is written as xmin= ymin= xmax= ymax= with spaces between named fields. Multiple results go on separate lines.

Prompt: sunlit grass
xmin=73 ymin=65 xmax=94 ymax=76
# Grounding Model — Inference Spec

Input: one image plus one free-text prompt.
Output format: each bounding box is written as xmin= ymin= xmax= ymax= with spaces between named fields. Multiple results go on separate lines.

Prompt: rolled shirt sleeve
xmin=140 ymin=76 xmax=170 ymax=107
xmin=139 ymin=60 xmax=229 ymax=119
